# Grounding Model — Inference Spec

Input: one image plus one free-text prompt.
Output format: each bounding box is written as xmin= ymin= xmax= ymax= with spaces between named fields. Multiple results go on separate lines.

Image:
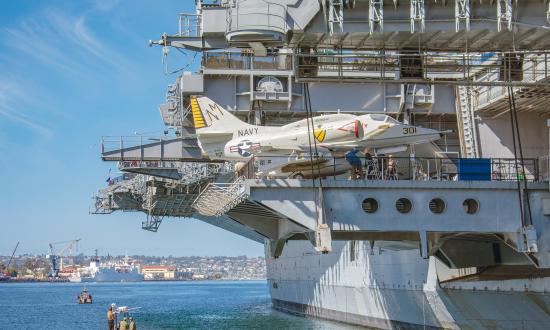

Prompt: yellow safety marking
xmin=314 ymin=128 xmax=326 ymax=142
xmin=190 ymin=96 xmax=206 ymax=129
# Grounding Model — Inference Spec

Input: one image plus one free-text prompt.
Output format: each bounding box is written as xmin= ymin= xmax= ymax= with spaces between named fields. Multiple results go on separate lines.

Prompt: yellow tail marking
xmin=190 ymin=97 xmax=206 ymax=129
xmin=314 ymin=129 xmax=326 ymax=142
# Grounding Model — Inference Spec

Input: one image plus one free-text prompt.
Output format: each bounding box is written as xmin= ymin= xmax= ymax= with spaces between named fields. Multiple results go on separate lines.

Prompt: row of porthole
xmin=361 ymin=198 xmax=479 ymax=215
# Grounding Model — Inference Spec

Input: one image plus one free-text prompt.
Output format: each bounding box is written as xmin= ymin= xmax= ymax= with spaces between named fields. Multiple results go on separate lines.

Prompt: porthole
xmin=362 ymin=198 xmax=379 ymax=214
xmin=396 ymin=198 xmax=412 ymax=214
xmin=463 ymin=199 xmax=479 ymax=214
xmin=272 ymin=282 xmax=278 ymax=289
xmin=429 ymin=198 xmax=445 ymax=214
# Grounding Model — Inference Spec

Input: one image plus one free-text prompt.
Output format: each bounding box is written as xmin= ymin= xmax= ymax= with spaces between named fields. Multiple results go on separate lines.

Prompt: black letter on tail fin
xmin=205 ymin=103 xmax=225 ymax=122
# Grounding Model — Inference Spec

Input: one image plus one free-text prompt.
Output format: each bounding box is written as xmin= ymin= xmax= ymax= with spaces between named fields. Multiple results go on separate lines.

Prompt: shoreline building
xmin=141 ymin=265 xmax=176 ymax=280
xmin=93 ymin=1 xmax=550 ymax=328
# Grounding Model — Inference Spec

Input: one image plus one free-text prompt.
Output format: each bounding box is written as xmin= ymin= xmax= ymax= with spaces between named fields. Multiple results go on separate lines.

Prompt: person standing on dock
xmin=119 ymin=317 xmax=129 ymax=330
xmin=129 ymin=317 xmax=137 ymax=330
xmin=107 ymin=306 xmax=115 ymax=330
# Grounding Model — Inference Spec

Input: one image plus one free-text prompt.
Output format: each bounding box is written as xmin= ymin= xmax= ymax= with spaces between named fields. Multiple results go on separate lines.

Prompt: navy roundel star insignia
xmin=230 ymin=140 xmax=260 ymax=157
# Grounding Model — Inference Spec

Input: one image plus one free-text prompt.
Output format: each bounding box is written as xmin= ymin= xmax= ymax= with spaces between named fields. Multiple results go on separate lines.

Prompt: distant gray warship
xmin=70 ymin=256 xmax=143 ymax=283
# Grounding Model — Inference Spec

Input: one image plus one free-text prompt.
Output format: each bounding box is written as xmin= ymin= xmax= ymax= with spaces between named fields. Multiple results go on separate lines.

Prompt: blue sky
xmin=0 ymin=0 xmax=263 ymax=257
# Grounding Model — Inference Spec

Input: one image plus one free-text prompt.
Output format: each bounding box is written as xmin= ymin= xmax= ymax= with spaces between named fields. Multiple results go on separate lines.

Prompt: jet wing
xmin=256 ymin=145 xmax=304 ymax=154
xmin=280 ymin=158 xmax=330 ymax=173
xmin=318 ymin=142 xmax=363 ymax=152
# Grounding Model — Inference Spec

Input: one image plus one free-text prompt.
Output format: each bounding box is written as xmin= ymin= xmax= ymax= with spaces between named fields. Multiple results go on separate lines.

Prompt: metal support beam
xmin=455 ymin=0 xmax=471 ymax=32
xmin=369 ymin=0 xmax=384 ymax=34
xmin=142 ymin=215 xmax=164 ymax=232
xmin=410 ymin=0 xmax=426 ymax=33
xmin=328 ymin=0 xmax=344 ymax=36
xmin=497 ymin=0 xmax=513 ymax=32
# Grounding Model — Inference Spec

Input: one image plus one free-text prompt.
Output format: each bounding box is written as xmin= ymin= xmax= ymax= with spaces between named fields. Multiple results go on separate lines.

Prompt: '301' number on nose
xmin=402 ymin=127 xmax=417 ymax=135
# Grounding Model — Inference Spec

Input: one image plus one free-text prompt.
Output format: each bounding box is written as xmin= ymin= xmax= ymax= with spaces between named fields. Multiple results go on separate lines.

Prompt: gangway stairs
xmin=456 ymin=85 xmax=478 ymax=158
xmin=193 ymin=176 xmax=248 ymax=217
xmin=140 ymin=165 xmax=231 ymax=231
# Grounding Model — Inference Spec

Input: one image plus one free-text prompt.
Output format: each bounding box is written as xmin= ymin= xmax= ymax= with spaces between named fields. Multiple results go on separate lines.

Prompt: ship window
xmin=429 ymin=198 xmax=445 ymax=214
xmin=362 ymin=198 xmax=379 ymax=213
xmin=463 ymin=199 xmax=479 ymax=214
xmin=396 ymin=198 xmax=412 ymax=214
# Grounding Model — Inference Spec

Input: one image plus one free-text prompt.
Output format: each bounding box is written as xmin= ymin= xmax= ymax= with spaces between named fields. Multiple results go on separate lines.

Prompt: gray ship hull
xmin=267 ymin=240 xmax=550 ymax=329
xmin=70 ymin=270 xmax=143 ymax=283
xmin=92 ymin=270 xmax=144 ymax=282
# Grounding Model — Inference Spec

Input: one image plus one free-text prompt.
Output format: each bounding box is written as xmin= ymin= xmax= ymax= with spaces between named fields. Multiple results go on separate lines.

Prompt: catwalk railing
xmin=101 ymin=136 xmax=172 ymax=154
xmin=118 ymin=160 xmax=180 ymax=170
xmin=178 ymin=13 xmax=201 ymax=37
xmin=246 ymin=156 xmax=541 ymax=182
xmin=200 ymin=51 xmax=550 ymax=87
xmin=475 ymin=53 xmax=550 ymax=108
xmin=202 ymin=51 xmax=292 ymax=71
xmin=117 ymin=161 xmax=234 ymax=184
xmin=295 ymin=52 xmax=550 ymax=87
xmin=100 ymin=135 xmax=202 ymax=161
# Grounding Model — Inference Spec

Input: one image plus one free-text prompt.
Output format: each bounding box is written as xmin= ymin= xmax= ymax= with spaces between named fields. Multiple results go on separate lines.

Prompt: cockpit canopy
xmin=366 ymin=114 xmax=400 ymax=124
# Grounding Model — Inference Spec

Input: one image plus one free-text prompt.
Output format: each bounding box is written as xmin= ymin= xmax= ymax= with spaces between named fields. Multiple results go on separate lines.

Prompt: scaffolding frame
xmin=497 ymin=0 xmax=512 ymax=32
xmin=455 ymin=0 xmax=471 ymax=32
xmin=368 ymin=0 xmax=384 ymax=34
xmin=410 ymin=0 xmax=426 ymax=33
xmin=328 ymin=0 xmax=344 ymax=36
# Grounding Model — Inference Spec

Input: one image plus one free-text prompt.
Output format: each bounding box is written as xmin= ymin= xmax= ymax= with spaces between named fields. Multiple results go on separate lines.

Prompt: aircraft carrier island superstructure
xmin=93 ymin=1 xmax=550 ymax=328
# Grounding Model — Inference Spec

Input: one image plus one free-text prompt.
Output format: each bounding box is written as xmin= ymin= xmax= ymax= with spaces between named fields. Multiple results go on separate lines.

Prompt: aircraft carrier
xmin=93 ymin=1 xmax=550 ymax=328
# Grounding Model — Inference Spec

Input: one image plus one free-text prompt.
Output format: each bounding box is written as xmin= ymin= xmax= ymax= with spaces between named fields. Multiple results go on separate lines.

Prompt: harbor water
xmin=0 ymin=281 xmax=358 ymax=329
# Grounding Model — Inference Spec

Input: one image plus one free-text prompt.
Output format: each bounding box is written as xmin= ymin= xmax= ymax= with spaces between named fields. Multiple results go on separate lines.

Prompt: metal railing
xmin=199 ymin=0 xmax=228 ymax=7
xmin=244 ymin=155 xmax=541 ymax=182
xmin=295 ymin=51 xmax=550 ymax=86
xmin=101 ymin=136 xmax=170 ymax=154
xmin=475 ymin=53 xmax=550 ymax=108
xmin=178 ymin=13 xmax=201 ymax=37
xmin=118 ymin=160 xmax=180 ymax=170
xmin=91 ymin=173 xmax=145 ymax=214
xmin=118 ymin=160 xmax=235 ymax=185
xmin=108 ymin=172 xmax=138 ymax=185
xmin=179 ymin=162 xmax=234 ymax=185
xmin=193 ymin=176 xmax=248 ymax=216
xmin=202 ymin=52 xmax=292 ymax=71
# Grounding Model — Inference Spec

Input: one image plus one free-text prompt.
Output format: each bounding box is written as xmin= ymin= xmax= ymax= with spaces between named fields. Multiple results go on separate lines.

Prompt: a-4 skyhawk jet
xmin=190 ymin=96 xmax=445 ymax=178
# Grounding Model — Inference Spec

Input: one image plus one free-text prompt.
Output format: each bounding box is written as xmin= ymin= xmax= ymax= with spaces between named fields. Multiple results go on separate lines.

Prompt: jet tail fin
xmin=191 ymin=96 xmax=253 ymax=133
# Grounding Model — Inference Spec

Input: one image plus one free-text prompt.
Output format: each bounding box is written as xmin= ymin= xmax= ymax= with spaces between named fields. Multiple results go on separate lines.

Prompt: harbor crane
xmin=0 ymin=241 xmax=19 ymax=278
xmin=47 ymin=239 xmax=81 ymax=277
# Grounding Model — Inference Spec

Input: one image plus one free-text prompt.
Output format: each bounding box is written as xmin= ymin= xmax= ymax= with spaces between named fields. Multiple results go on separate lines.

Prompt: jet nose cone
xmin=412 ymin=126 xmax=445 ymax=144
